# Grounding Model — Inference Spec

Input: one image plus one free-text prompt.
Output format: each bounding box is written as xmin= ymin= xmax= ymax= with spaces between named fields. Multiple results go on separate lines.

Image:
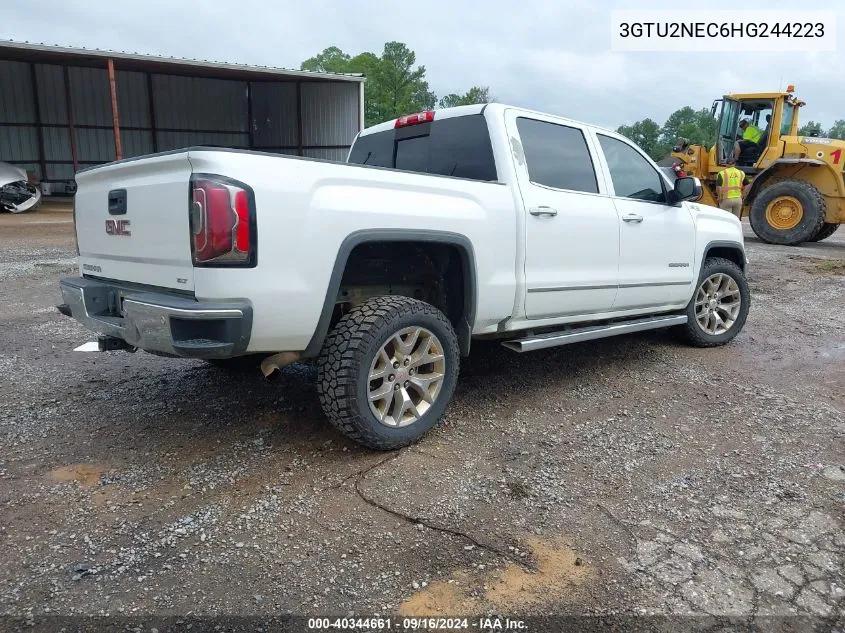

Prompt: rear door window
xmin=515 ymin=118 xmax=599 ymax=193
xmin=348 ymin=114 xmax=498 ymax=181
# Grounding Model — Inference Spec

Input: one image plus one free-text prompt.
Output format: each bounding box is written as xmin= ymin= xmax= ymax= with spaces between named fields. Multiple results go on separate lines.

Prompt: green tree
xmin=659 ymin=107 xmax=717 ymax=150
xmin=302 ymin=42 xmax=442 ymax=127
xmin=798 ymin=120 xmax=823 ymax=136
xmin=373 ymin=41 xmax=435 ymax=121
xmin=300 ymin=46 xmax=352 ymax=73
xmin=616 ymin=118 xmax=667 ymax=160
xmin=438 ymin=86 xmax=491 ymax=109
xmin=826 ymin=120 xmax=845 ymax=140
xmin=348 ymin=52 xmax=381 ymax=125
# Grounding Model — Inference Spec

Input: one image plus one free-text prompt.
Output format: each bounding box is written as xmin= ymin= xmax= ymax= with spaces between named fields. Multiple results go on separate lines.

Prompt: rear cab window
xmin=348 ymin=114 xmax=498 ymax=182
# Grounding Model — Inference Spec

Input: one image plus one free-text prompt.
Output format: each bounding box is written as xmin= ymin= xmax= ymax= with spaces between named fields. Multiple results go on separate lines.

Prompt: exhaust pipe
xmin=260 ymin=351 xmax=301 ymax=380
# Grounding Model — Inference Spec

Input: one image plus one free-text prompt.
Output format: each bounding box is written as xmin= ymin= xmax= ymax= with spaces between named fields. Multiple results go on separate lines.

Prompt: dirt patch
xmin=50 ymin=463 xmax=106 ymax=488
xmin=90 ymin=485 xmax=119 ymax=507
xmin=485 ymin=538 xmax=589 ymax=609
xmin=0 ymin=208 xmax=76 ymax=250
xmin=399 ymin=571 xmax=480 ymax=616
xmin=399 ymin=538 xmax=590 ymax=616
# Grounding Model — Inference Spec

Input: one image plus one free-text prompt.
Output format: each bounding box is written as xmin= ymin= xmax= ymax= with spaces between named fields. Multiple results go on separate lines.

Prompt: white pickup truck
xmin=60 ymin=103 xmax=749 ymax=449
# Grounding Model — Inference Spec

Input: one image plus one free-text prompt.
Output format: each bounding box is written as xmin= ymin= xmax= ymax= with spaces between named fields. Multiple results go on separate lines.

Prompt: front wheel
xmin=675 ymin=257 xmax=750 ymax=348
xmin=749 ymin=180 xmax=826 ymax=245
xmin=317 ymin=296 xmax=459 ymax=450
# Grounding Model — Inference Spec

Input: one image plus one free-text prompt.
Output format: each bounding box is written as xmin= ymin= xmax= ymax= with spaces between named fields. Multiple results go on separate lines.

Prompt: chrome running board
xmin=502 ymin=314 xmax=688 ymax=353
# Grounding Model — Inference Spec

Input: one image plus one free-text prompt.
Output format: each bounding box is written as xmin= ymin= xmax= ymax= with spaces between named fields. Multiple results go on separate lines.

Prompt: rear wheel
xmin=810 ymin=222 xmax=839 ymax=242
xmin=676 ymin=257 xmax=750 ymax=348
xmin=317 ymin=296 xmax=459 ymax=451
xmin=749 ymin=180 xmax=826 ymax=245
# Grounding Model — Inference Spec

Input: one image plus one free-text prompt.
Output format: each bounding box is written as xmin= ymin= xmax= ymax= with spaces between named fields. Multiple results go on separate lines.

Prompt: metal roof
xmin=0 ymin=40 xmax=365 ymax=83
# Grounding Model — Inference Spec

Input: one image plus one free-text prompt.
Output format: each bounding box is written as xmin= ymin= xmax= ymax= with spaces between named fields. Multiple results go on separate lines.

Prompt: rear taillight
xmin=189 ymin=175 xmax=256 ymax=267
xmin=395 ymin=111 xmax=434 ymax=128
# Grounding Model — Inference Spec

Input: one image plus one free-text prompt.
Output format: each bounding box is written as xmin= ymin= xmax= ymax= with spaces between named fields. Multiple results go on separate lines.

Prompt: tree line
xmin=618 ymin=108 xmax=845 ymax=161
xmin=798 ymin=119 xmax=845 ymax=140
xmin=301 ymin=44 xmax=844 ymax=155
xmin=301 ymin=43 xmax=490 ymax=128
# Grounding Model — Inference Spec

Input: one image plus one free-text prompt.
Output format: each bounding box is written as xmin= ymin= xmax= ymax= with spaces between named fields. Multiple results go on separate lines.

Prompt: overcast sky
xmin=3 ymin=0 xmax=844 ymax=129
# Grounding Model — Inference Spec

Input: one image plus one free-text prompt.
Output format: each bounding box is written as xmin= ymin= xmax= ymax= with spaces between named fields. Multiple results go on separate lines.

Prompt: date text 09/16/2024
xmin=307 ymin=617 xmax=528 ymax=630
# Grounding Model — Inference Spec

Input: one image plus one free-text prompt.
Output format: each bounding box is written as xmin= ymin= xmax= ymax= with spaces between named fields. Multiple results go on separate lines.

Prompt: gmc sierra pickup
xmin=60 ymin=103 xmax=750 ymax=450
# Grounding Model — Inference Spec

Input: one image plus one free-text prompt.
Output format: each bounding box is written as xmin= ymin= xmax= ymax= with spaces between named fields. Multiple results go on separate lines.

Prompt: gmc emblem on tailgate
xmin=105 ymin=219 xmax=131 ymax=236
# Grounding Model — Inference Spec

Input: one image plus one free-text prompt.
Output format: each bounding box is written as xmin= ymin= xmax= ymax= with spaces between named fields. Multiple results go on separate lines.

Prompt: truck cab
xmin=712 ymin=91 xmax=801 ymax=170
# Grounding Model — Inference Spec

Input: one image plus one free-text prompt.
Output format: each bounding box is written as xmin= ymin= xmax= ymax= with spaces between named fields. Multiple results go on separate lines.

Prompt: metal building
xmin=0 ymin=41 xmax=365 ymax=194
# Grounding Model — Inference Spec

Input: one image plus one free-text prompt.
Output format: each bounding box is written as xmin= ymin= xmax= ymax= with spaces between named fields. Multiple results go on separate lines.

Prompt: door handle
xmin=622 ymin=213 xmax=643 ymax=223
xmin=529 ymin=206 xmax=558 ymax=217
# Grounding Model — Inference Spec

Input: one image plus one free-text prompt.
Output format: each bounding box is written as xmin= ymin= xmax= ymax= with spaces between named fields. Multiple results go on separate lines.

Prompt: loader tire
xmin=749 ymin=180 xmax=826 ymax=245
xmin=317 ymin=296 xmax=459 ymax=451
xmin=810 ymin=222 xmax=839 ymax=242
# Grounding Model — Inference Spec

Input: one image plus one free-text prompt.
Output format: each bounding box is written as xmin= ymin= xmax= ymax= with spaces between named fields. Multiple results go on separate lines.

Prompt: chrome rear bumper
xmin=59 ymin=277 xmax=252 ymax=359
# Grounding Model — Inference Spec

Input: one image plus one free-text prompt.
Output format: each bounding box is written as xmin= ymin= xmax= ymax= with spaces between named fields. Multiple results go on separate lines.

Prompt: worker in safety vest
xmin=734 ymin=119 xmax=764 ymax=161
xmin=716 ymin=158 xmax=745 ymax=218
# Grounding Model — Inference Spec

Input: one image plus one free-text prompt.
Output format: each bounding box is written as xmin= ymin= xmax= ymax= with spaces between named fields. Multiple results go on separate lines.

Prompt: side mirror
xmin=670 ymin=176 xmax=702 ymax=204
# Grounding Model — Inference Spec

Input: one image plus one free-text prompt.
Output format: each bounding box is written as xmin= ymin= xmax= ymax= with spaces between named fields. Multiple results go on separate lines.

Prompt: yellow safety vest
xmin=742 ymin=124 xmax=763 ymax=143
xmin=720 ymin=167 xmax=744 ymax=199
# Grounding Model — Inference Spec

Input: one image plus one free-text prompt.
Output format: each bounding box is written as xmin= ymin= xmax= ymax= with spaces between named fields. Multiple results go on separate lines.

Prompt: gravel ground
xmin=0 ymin=209 xmax=843 ymax=627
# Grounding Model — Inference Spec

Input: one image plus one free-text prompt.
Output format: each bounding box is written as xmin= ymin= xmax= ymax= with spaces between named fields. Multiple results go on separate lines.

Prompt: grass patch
xmin=814 ymin=260 xmax=845 ymax=274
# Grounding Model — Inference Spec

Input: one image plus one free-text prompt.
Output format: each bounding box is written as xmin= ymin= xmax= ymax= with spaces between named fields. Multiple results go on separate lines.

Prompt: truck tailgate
xmin=74 ymin=152 xmax=195 ymax=292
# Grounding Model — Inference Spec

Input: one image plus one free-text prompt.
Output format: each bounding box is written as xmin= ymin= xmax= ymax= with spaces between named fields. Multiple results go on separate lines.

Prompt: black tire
xmin=810 ymin=222 xmax=839 ymax=242
xmin=749 ymin=180 xmax=826 ymax=245
xmin=317 ymin=296 xmax=459 ymax=451
xmin=675 ymin=257 xmax=750 ymax=348
xmin=205 ymin=355 xmax=261 ymax=371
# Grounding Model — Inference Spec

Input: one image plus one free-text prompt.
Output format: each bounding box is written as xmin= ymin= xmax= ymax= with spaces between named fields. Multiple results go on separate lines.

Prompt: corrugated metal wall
xmin=0 ymin=60 xmax=39 ymax=179
xmin=301 ymin=83 xmax=359 ymax=148
xmin=0 ymin=57 xmax=362 ymax=188
xmin=251 ymin=82 xmax=298 ymax=149
xmin=35 ymin=65 xmax=67 ymax=124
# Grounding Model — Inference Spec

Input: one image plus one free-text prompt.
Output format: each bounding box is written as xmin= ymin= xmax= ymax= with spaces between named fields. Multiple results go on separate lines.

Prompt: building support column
xmin=296 ymin=82 xmax=303 ymax=156
xmin=107 ymin=59 xmax=123 ymax=160
xmin=147 ymin=72 xmax=158 ymax=152
xmin=62 ymin=66 xmax=79 ymax=173
xmin=29 ymin=63 xmax=48 ymax=181
xmin=358 ymin=80 xmax=365 ymax=132
xmin=246 ymin=82 xmax=254 ymax=150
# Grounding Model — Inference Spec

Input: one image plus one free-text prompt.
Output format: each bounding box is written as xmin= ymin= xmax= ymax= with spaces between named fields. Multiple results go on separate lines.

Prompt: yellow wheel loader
xmin=672 ymin=88 xmax=844 ymax=245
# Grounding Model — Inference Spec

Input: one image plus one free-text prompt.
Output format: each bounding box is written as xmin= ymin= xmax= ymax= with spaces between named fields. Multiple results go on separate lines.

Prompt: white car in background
xmin=0 ymin=161 xmax=41 ymax=213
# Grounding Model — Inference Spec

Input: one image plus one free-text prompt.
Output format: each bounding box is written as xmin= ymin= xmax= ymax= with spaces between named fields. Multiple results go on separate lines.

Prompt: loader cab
xmin=715 ymin=97 xmax=775 ymax=168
